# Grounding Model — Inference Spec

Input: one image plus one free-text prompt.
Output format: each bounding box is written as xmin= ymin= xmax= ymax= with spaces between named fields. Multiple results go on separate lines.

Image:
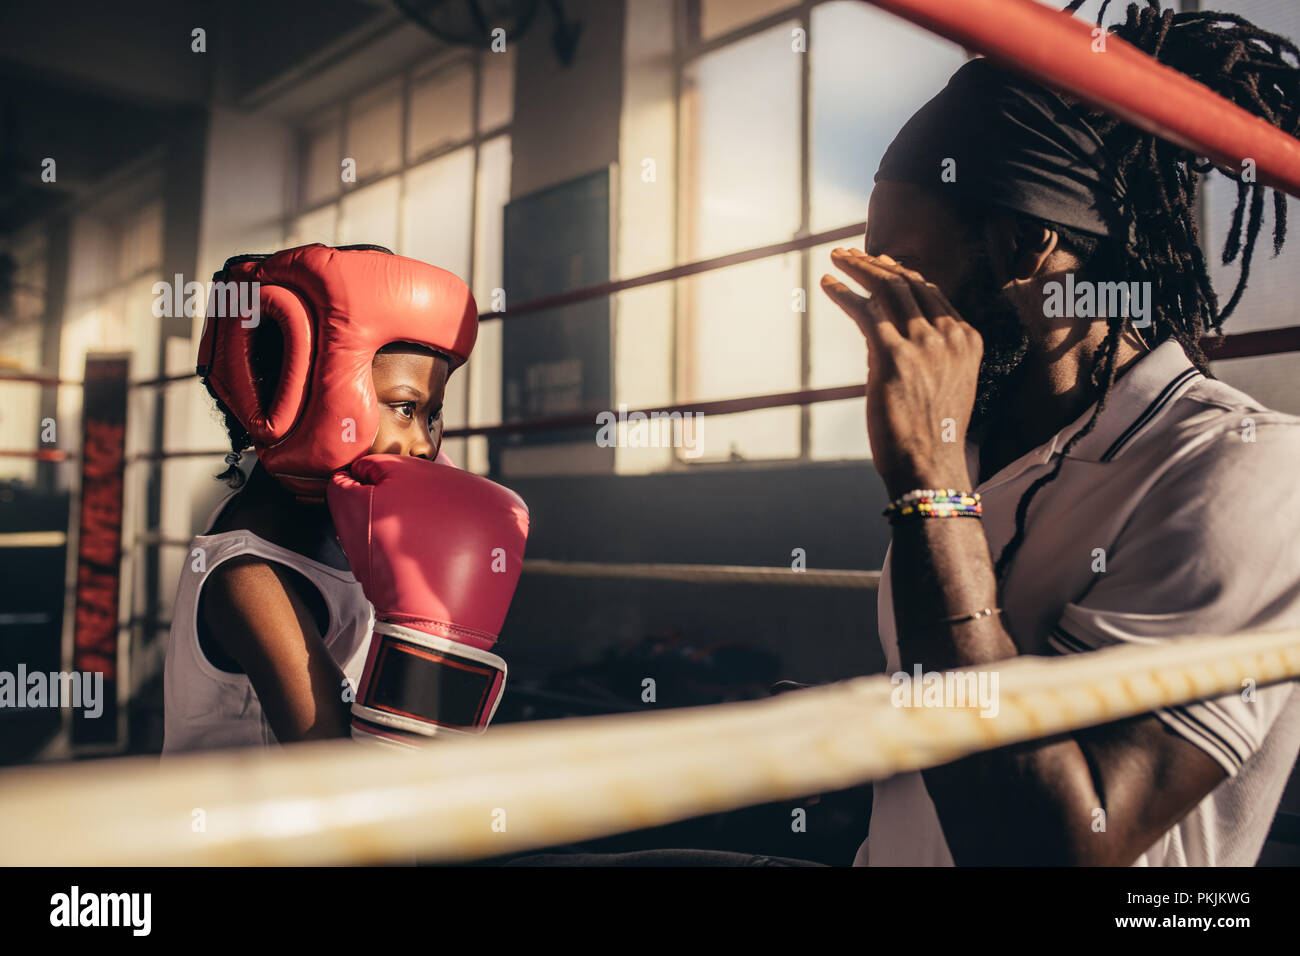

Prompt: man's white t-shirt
xmin=858 ymin=340 xmax=1300 ymax=866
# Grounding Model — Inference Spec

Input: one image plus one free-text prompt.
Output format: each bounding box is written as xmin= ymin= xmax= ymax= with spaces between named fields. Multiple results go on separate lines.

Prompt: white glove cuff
xmin=350 ymin=620 xmax=507 ymax=739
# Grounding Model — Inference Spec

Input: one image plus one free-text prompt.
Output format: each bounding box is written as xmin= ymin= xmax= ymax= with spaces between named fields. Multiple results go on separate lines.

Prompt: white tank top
xmin=162 ymin=492 xmax=374 ymax=754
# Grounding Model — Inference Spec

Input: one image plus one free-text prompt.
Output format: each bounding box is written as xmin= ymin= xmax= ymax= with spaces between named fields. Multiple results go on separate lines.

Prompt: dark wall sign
xmin=71 ymin=355 xmax=128 ymax=748
xmin=498 ymin=168 xmax=612 ymax=463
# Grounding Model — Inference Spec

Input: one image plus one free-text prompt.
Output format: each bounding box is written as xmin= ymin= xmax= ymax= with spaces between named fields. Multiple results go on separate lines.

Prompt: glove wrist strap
xmin=351 ymin=620 xmax=507 ymax=741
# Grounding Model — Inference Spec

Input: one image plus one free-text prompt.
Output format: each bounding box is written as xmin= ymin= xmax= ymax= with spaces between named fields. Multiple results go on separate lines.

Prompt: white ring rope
xmin=0 ymin=628 xmax=1295 ymax=865
xmin=523 ymin=559 xmax=881 ymax=588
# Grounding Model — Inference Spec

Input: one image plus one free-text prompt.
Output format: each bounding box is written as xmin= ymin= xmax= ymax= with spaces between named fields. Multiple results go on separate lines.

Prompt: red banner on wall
xmin=71 ymin=355 xmax=129 ymax=747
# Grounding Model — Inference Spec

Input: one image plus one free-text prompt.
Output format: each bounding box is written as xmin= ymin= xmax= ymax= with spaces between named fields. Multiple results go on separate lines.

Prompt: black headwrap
xmin=875 ymin=58 xmax=1127 ymax=238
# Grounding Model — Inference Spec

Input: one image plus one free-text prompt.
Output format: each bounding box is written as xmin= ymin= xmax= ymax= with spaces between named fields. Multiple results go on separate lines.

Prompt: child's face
xmin=369 ymin=349 xmax=451 ymax=459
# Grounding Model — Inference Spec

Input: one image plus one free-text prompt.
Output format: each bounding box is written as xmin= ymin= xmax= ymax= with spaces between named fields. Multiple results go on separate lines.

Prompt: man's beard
xmin=949 ymin=245 xmax=1032 ymax=440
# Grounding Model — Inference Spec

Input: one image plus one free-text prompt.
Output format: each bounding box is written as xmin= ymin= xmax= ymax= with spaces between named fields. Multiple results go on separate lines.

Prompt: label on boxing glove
xmin=352 ymin=621 xmax=507 ymax=737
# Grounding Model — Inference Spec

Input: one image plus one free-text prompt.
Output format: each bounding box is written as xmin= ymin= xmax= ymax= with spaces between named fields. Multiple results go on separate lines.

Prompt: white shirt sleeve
xmin=1046 ymin=419 xmax=1300 ymax=776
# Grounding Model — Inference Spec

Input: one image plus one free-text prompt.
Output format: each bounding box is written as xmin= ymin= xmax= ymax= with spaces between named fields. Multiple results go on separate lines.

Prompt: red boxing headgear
xmin=196 ymin=243 xmax=478 ymax=501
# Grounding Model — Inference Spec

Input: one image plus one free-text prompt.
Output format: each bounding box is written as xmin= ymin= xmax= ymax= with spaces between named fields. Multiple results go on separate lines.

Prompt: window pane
xmin=620 ymin=0 xmax=676 ymax=281
xmin=67 ymin=215 xmax=113 ymax=301
xmin=614 ymin=284 xmax=675 ymax=474
xmin=57 ymin=305 xmax=103 ymax=444
xmin=465 ymin=318 xmax=500 ymax=474
xmin=808 ymin=241 xmax=869 ymax=459
xmin=682 ymin=22 xmax=801 ymax=259
xmin=98 ymin=287 xmax=129 ymax=357
xmin=808 ymin=241 xmax=866 ymax=388
xmin=701 ymin=0 xmax=797 ymax=41
xmin=401 ymin=147 xmax=474 ymax=278
xmin=688 ymin=407 xmax=800 ymax=462
xmin=302 ymin=114 xmax=342 ymax=207
xmin=338 ymin=178 xmax=400 ymax=251
xmin=161 ymin=338 xmax=197 ymax=453
xmin=120 ymin=201 xmax=163 ymax=279
xmin=1040 ymin=0 xmax=1130 ymax=27
xmin=125 ymin=274 xmax=161 ymax=381
xmin=1212 ymin=354 xmax=1300 ymax=416
xmin=1202 ymin=1 xmax=1300 ymax=334
xmin=0 ymin=325 xmax=42 ymax=483
xmin=1205 ymin=185 xmax=1300 ymax=333
xmin=682 ymin=255 xmax=801 ymax=400
xmin=811 ymin=397 xmax=867 ymax=460
xmin=288 ymin=205 xmax=337 ymax=248
xmin=442 ymin=352 xmax=470 ymax=472
xmin=13 ymin=230 xmax=46 ymax=323
xmin=440 ymin=436 xmax=468 ymax=471
xmin=810 ymin=1 xmax=968 ymax=231
xmin=473 ymin=135 xmax=511 ymax=305
xmin=346 ymin=80 xmax=402 ymax=181
xmin=467 ymin=136 xmax=511 ymax=476
xmin=479 ymin=46 xmax=515 ymax=131
xmin=409 ymin=61 xmax=474 ymax=160
xmin=678 ymin=254 xmax=801 ymax=461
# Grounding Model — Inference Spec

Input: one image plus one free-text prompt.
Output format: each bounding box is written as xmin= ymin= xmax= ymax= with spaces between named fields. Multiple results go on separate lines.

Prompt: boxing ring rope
xmin=870 ymin=0 xmax=1300 ymax=196
xmin=1 ymin=309 xmax=1297 ymax=464
xmin=0 ymin=530 xmax=67 ymax=549
xmin=3 ymin=320 xmax=1296 ymax=461
xmin=62 ymin=530 xmax=884 ymax=589
xmin=522 ymin=560 xmax=879 ymax=589
xmin=0 ymin=627 xmax=1295 ymax=865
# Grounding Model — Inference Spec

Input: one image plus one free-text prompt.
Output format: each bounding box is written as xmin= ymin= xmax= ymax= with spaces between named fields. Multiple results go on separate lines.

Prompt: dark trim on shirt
xmin=1100 ymin=367 xmax=1201 ymax=462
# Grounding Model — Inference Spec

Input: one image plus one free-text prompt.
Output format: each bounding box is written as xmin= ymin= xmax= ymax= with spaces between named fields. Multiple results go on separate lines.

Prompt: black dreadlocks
xmin=988 ymin=0 xmax=1300 ymax=583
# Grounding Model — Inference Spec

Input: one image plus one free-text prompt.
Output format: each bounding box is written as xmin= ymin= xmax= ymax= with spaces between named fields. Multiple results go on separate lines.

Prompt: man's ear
xmin=987 ymin=214 xmax=1060 ymax=283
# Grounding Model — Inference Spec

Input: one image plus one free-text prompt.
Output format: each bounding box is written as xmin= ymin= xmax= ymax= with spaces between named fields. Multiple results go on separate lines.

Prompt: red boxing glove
xmin=327 ymin=454 xmax=529 ymax=745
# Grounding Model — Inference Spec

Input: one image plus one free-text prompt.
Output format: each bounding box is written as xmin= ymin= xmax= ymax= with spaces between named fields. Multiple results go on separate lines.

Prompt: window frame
xmin=288 ymin=47 xmax=514 ymax=272
xmin=672 ymin=0 xmax=827 ymax=467
xmin=287 ymin=47 xmax=515 ymax=468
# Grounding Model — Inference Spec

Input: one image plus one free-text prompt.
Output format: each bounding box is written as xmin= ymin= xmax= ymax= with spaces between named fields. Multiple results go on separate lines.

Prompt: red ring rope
xmin=866 ymin=0 xmax=1300 ymax=198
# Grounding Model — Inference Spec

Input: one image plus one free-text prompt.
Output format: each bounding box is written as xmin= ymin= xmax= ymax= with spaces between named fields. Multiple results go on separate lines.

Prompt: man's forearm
xmin=888 ymin=514 xmax=1105 ymax=864
xmin=888 ymin=514 xmax=1012 ymax=670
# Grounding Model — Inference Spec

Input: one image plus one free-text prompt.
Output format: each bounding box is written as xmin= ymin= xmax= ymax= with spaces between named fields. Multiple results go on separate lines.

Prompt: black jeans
xmin=505 ymin=849 xmax=827 ymax=867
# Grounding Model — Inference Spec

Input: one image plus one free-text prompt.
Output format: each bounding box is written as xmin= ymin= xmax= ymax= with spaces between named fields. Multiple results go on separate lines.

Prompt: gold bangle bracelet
xmin=935 ymin=606 xmax=1001 ymax=626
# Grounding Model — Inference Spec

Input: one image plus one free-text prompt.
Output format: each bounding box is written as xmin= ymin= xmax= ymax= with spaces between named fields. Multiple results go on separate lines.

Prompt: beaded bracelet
xmin=882 ymin=488 xmax=981 ymax=523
